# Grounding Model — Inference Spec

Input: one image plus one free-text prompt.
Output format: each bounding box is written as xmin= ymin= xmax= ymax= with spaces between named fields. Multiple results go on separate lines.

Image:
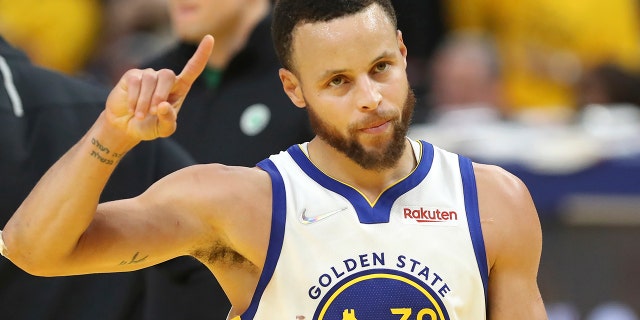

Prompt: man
xmin=142 ymin=0 xmax=313 ymax=166
xmin=1 ymin=1 xmax=547 ymax=319
xmin=0 ymin=35 xmax=194 ymax=319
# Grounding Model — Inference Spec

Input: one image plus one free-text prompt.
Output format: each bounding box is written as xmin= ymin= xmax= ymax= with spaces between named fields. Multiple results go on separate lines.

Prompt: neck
xmin=208 ymin=2 xmax=269 ymax=69
xmin=307 ymin=137 xmax=416 ymax=203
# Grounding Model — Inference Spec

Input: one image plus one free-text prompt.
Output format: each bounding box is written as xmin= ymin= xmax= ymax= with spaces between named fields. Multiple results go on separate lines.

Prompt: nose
xmin=354 ymin=75 xmax=382 ymax=111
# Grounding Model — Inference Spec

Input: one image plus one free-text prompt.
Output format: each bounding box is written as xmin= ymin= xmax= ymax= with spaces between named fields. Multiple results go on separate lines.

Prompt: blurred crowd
xmin=1 ymin=0 xmax=639 ymax=319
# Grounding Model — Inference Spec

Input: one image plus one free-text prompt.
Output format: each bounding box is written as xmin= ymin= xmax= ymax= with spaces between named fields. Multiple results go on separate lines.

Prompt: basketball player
xmin=0 ymin=0 xmax=547 ymax=318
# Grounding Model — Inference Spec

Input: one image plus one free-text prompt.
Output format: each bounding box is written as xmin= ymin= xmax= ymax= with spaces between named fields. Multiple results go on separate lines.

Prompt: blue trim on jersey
xmin=286 ymin=141 xmax=434 ymax=224
xmin=242 ymin=159 xmax=288 ymax=319
xmin=459 ymin=156 xmax=489 ymax=300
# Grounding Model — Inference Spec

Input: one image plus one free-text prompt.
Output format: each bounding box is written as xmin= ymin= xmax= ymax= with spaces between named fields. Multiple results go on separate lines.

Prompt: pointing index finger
xmin=174 ymin=35 xmax=215 ymax=94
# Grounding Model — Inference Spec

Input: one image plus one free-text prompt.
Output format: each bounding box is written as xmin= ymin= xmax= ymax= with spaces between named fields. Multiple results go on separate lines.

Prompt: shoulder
xmin=472 ymin=163 xmax=542 ymax=269
xmin=473 ymin=163 xmax=532 ymax=208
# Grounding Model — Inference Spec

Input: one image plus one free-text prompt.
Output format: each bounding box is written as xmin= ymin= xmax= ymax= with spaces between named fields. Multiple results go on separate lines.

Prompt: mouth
xmin=359 ymin=120 xmax=392 ymax=134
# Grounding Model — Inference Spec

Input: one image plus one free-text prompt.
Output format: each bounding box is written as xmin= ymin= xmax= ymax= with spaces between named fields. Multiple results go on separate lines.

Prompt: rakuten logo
xmin=403 ymin=207 xmax=458 ymax=223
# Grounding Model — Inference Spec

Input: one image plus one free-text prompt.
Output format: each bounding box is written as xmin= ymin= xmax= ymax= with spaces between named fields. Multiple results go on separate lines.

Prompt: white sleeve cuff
xmin=0 ymin=230 xmax=7 ymax=257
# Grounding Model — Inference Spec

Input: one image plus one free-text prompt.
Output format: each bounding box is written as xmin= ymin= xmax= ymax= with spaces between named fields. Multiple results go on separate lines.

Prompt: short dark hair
xmin=272 ymin=0 xmax=397 ymax=70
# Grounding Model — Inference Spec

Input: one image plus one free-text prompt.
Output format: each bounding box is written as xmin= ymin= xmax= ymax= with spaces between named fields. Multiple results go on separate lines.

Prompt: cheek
xmin=325 ymin=99 xmax=358 ymax=129
xmin=309 ymin=101 xmax=352 ymax=134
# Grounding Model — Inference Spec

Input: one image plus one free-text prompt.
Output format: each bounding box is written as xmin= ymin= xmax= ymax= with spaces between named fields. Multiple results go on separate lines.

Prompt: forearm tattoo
xmin=89 ymin=138 xmax=125 ymax=165
xmin=119 ymin=252 xmax=149 ymax=266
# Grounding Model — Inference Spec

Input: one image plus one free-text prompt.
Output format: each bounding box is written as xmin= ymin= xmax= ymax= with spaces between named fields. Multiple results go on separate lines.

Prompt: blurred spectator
xmin=443 ymin=0 xmax=640 ymax=121
xmin=574 ymin=62 xmax=640 ymax=157
xmin=0 ymin=34 xmax=194 ymax=320
xmin=0 ymin=0 xmax=103 ymax=75
xmin=142 ymin=0 xmax=313 ymax=166
xmin=577 ymin=62 xmax=640 ymax=109
xmin=425 ymin=31 xmax=507 ymax=125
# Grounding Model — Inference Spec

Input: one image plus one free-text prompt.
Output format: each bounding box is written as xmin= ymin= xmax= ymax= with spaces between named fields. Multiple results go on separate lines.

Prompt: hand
xmin=105 ymin=35 xmax=214 ymax=141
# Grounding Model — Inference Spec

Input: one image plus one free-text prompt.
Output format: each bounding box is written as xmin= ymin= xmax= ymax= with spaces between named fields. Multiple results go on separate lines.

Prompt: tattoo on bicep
xmin=119 ymin=252 xmax=149 ymax=265
xmin=89 ymin=138 xmax=125 ymax=165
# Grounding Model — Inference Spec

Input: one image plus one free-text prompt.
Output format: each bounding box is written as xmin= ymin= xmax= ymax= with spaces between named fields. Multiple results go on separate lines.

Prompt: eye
xmin=329 ymin=76 xmax=346 ymax=87
xmin=373 ymin=62 xmax=390 ymax=73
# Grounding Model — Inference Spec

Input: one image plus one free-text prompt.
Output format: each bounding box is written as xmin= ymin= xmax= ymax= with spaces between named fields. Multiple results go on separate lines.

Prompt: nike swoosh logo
xmin=300 ymin=207 xmax=349 ymax=224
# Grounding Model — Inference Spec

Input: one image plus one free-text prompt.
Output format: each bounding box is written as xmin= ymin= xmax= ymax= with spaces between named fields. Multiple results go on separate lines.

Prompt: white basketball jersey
xmin=235 ymin=139 xmax=488 ymax=320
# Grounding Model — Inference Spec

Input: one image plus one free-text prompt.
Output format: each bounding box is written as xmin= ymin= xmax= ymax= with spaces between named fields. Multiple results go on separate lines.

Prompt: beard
xmin=306 ymin=88 xmax=416 ymax=171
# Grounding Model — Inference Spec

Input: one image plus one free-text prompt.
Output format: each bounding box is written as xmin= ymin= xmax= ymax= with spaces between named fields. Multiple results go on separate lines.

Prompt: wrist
xmin=83 ymin=113 xmax=141 ymax=165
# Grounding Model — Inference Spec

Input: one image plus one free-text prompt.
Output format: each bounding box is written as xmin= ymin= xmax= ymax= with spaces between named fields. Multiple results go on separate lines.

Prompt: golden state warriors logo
xmin=312 ymin=269 xmax=450 ymax=320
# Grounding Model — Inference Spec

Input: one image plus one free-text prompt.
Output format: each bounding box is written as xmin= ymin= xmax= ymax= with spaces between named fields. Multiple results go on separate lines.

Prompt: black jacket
xmin=0 ymin=36 xmax=195 ymax=320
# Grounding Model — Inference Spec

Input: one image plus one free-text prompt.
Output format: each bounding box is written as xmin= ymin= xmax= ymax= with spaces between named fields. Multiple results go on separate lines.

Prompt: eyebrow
xmin=318 ymin=50 xmax=396 ymax=80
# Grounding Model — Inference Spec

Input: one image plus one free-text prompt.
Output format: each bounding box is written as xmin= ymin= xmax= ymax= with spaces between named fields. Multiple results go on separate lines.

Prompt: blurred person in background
xmin=409 ymin=31 xmax=515 ymax=164
xmin=142 ymin=0 xmax=313 ymax=165
xmin=576 ymin=62 xmax=640 ymax=109
xmin=0 ymin=34 xmax=195 ymax=319
xmin=443 ymin=0 xmax=640 ymax=123
xmin=0 ymin=0 xmax=103 ymax=75
xmin=425 ymin=31 xmax=507 ymax=125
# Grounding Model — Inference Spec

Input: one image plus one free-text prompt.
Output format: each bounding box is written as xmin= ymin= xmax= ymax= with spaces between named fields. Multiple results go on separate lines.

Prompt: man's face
xmin=286 ymin=4 xmax=413 ymax=171
xmin=168 ymin=0 xmax=246 ymax=43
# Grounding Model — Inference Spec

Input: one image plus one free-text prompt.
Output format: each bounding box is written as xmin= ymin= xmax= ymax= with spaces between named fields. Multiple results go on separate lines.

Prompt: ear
xmin=279 ymin=68 xmax=306 ymax=108
xmin=397 ymin=30 xmax=408 ymax=68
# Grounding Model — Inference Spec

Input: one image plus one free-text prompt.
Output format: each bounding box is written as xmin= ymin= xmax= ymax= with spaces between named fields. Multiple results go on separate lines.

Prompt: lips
xmin=359 ymin=119 xmax=391 ymax=134
xmin=369 ymin=120 xmax=389 ymax=129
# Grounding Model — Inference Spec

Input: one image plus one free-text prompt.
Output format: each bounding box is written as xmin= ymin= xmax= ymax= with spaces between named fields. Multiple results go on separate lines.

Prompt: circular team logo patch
xmin=313 ymin=269 xmax=450 ymax=320
xmin=239 ymin=103 xmax=271 ymax=136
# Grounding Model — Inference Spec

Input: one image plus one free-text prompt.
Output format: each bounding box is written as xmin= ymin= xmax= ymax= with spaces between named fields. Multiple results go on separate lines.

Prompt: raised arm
xmin=474 ymin=163 xmax=548 ymax=319
xmin=1 ymin=36 xmax=214 ymax=276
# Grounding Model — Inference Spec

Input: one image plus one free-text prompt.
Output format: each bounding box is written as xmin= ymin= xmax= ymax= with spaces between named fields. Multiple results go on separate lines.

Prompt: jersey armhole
xmin=239 ymin=159 xmax=288 ymax=319
xmin=459 ymin=156 xmax=489 ymax=300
